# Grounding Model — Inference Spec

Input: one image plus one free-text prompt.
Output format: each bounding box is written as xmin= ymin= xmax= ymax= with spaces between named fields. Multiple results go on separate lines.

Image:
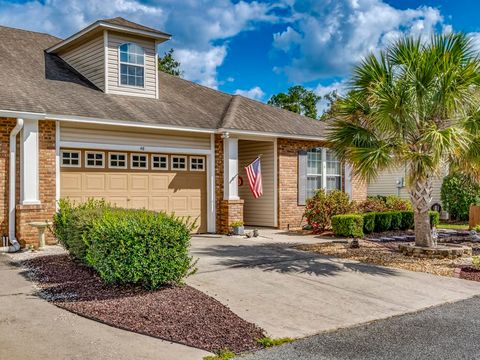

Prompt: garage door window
xmin=131 ymin=154 xmax=148 ymax=169
xmin=152 ymin=155 xmax=168 ymax=170
xmin=61 ymin=150 xmax=81 ymax=167
xmin=109 ymin=153 xmax=127 ymax=169
xmin=171 ymin=156 xmax=187 ymax=170
xmin=190 ymin=156 xmax=205 ymax=171
xmin=85 ymin=151 xmax=105 ymax=168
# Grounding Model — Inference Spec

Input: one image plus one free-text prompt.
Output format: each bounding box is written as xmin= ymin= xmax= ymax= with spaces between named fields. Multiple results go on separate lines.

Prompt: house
xmin=0 ymin=17 xmax=367 ymax=249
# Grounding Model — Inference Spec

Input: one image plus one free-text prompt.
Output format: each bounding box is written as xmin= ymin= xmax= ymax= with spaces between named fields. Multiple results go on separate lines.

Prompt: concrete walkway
xmin=0 ymin=255 xmax=209 ymax=360
xmin=188 ymin=231 xmax=480 ymax=338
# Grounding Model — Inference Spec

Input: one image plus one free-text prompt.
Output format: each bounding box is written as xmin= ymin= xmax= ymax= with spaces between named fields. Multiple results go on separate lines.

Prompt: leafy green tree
xmin=328 ymin=33 xmax=480 ymax=247
xmin=268 ymin=85 xmax=320 ymax=119
xmin=158 ymin=48 xmax=182 ymax=77
xmin=320 ymin=90 xmax=340 ymax=120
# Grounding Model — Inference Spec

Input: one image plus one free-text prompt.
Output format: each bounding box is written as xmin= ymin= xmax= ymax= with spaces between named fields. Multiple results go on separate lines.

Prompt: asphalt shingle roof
xmin=0 ymin=25 xmax=326 ymax=138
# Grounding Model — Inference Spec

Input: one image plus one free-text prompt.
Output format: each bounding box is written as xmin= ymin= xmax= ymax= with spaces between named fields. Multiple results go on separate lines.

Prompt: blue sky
xmin=1 ymin=0 xmax=479 ymax=112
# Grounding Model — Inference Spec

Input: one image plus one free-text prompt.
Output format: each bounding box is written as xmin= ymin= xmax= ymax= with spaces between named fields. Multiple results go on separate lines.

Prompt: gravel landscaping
xmin=296 ymin=240 xmax=473 ymax=277
xmin=20 ymin=254 xmax=264 ymax=353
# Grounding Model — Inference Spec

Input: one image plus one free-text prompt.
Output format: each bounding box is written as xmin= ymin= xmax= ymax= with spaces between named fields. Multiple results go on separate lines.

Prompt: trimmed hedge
xmin=331 ymin=214 xmax=364 ymax=238
xmin=374 ymin=212 xmax=392 ymax=232
xmin=429 ymin=210 xmax=440 ymax=228
xmin=399 ymin=211 xmax=414 ymax=230
xmin=362 ymin=212 xmax=376 ymax=234
xmin=390 ymin=211 xmax=402 ymax=230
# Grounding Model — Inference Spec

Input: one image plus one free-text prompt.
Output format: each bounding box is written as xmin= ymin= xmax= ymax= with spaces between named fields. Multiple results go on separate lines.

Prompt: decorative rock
xmin=393 ymin=236 xmax=408 ymax=241
xmin=380 ymin=237 xmax=395 ymax=242
xmin=406 ymin=235 xmax=415 ymax=241
xmin=398 ymin=243 xmax=472 ymax=259
xmin=349 ymin=239 xmax=360 ymax=248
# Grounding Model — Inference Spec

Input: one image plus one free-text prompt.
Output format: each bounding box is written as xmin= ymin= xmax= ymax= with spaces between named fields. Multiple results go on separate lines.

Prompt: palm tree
xmin=328 ymin=33 xmax=480 ymax=247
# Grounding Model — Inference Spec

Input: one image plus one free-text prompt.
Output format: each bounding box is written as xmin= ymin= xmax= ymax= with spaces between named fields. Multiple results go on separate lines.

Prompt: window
xmin=131 ymin=153 xmax=148 ymax=169
xmin=306 ymin=148 xmax=342 ymax=198
xmin=119 ymin=43 xmax=145 ymax=87
xmin=171 ymin=156 xmax=187 ymax=170
xmin=152 ymin=155 xmax=168 ymax=170
xmin=109 ymin=153 xmax=127 ymax=169
xmin=61 ymin=150 xmax=81 ymax=167
xmin=190 ymin=156 xmax=205 ymax=171
xmin=85 ymin=151 xmax=104 ymax=168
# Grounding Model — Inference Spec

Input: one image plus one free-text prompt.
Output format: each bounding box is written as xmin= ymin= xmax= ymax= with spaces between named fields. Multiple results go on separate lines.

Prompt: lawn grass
xmin=438 ymin=223 xmax=469 ymax=230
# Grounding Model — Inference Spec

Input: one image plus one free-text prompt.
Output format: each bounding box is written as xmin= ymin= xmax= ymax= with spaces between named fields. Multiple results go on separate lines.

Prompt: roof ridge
xmin=219 ymin=95 xmax=241 ymax=129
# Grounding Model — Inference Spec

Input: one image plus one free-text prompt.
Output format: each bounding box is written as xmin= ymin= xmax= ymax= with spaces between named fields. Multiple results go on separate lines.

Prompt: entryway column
xmin=21 ymin=119 xmax=40 ymax=205
xmin=223 ymin=136 xmax=239 ymax=200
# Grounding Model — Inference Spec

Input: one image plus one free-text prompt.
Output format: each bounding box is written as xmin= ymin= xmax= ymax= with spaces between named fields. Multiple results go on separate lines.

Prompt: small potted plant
xmin=230 ymin=221 xmax=245 ymax=235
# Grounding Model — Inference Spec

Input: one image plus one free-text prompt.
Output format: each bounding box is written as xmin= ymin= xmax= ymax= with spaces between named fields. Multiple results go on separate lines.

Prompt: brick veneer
xmin=0 ymin=118 xmax=16 ymax=238
xmin=276 ymin=138 xmax=367 ymax=230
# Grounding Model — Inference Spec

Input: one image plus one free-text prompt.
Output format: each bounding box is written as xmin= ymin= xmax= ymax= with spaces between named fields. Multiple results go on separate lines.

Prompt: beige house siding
xmin=238 ymin=140 xmax=275 ymax=227
xmin=59 ymin=35 xmax=105 ymax=90
xmin=106 ymin=31 xmax=157 ymax=98
xmin=60 ymin=122 xmax=210 ymax=151
xmin=368 ymin=166 xmax=446 ymax=205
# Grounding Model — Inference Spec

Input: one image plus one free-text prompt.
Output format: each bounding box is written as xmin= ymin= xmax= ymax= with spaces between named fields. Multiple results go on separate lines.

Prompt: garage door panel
xmin=61 ymin=154 xmax=207 ymax=233
xmin=107 ymin=174 xmax=128 ymax=191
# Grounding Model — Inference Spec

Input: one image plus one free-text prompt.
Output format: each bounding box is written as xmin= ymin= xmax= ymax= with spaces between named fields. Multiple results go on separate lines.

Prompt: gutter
xmin=1 ymin=118 xmax=24 ymax=253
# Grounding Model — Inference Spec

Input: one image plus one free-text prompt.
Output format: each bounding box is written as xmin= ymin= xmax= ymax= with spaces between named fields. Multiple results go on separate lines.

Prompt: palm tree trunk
xmin=410 ymin=176 xmax=433 ymax=247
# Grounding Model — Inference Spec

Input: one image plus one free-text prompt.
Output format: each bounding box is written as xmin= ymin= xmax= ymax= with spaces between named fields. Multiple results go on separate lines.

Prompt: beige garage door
xmin=60 ymin=149 xmax=207 ymax=233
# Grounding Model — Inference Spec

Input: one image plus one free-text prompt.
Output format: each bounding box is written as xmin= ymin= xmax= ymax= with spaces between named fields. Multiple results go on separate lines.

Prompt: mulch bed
xmin=22 ymin=254 xmax=264 ymax=353
xmin=457 ymin=266 xmax=480 ymax=282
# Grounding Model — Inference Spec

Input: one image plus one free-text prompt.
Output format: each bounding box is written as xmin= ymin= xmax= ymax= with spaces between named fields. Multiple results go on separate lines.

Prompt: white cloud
xmin=0 ymin=0 xmax=276 ymax=88
xmin=273 ymin=0 xmax=446 ymax=82
xmin=314 ymin=80 xmax=348 ymax=115
xmin=234 ymin=86 xmax=265 ymax=101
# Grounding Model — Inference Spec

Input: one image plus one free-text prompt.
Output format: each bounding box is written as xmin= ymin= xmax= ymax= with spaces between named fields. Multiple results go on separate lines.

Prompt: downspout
xmin=1 ymin=118 xmax=24 ymax=252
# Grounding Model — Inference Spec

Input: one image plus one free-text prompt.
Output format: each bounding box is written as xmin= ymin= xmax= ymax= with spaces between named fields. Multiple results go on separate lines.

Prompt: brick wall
xmin=10 ymin=120 xmax=57 ymax=248
xmin=0 ymin=118 xmax=16 ymax=238
xmin=276 ymin=138 xmax=367 ymax=230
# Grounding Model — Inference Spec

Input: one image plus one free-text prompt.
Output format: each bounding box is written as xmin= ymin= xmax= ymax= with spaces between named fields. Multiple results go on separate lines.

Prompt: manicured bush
xmin=362 ymin=212 xmax=376 ymax=234
xmin=390 ymin=211 xmax=402 ymax=230
xmin=304 ymin=189 xmax=354 ymax=232
xmin=441 ymin=173 xmax=480 ymax=221
xmin=356 ymin=196 xmax=388 ymax=213
xmin=429 ymin=211 xmax=440 ymax=228
xmin=385 ymin=195 xmax=412 ymax=211
xmin=399 ymin=211 xmax=414 ymax=230
xmin=374 ymin=212 xmax=392 ymax=232
xmin=53 ymin=198 xmax=109 ymax=262
xmin=85 ymin=208 xmax=195 ymax=289
xmin=331 ymin=214 xmax=364 ymax=238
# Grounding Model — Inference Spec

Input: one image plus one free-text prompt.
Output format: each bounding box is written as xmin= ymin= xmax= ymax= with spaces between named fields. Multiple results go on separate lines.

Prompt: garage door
xmin=60 ymin=149 xmax=207 ymax=233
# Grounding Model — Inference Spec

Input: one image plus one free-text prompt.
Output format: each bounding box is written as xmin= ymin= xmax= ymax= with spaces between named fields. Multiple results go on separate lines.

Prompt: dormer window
xmin=119 ymin=43 xmax=145 ymax=87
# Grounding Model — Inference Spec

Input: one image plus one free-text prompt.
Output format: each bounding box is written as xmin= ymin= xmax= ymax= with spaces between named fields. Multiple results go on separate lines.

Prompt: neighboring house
xmin=367 ymin=166 xmax=448 ymax=209
xmin=0 ymin=17 xmax=367 ymax=248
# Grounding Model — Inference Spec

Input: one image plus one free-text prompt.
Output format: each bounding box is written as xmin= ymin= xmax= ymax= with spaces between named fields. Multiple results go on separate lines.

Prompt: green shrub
xmin=331 ymin=214 xmax=364 ymax=238
xmin=53 ymin=198 xmax=109 ymax=262
xmin=472 ymin=256 xmax=480 ymax=270
xmin=385 ymin=195 xmax=412 ymax=211
xmin=429 ymin=211 xmax=440 ymax=228
xmin=304 ymin=189 xmax=354 ymax=232
xmin=356 ymin=196 xmax=388 ymax=213
xmin=362 ymin=212 xmax=376 ymax=234
xmin=85 ymin=208 xmax=195 ymax=289
xmin=399 ymin=211 xmax=414 ymax=230
xmin=257 ymin=337 xmax=295 ymax=348
xmin=374 ymin=212 xmax=392 ymax=232
xmin=390 ymin=211 xmax=402 ymax=230
xmin=441 ymin=173 xmax=480 ymax=221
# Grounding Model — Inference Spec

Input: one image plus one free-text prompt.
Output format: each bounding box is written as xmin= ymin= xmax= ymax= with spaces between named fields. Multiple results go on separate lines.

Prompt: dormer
xmin=46 ymin=17 xmax=171 ymax=99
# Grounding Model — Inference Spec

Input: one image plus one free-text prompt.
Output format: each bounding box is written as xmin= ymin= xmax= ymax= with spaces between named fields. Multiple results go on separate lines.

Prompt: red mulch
xmin=458 ymin=266 xmax=480 ymax=282
xmin=22 ymin=254 xmax=264 ymax=353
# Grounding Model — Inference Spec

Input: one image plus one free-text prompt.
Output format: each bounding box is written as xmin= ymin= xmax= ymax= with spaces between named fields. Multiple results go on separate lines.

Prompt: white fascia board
xmin=0 ymin=110 xmax=46 ymax=120
xmin=46 ymin=22 xmax=171 ymax=53
xmin=217 ymin=128 xmax=326 ymax=142
xmin=60 ymin=141 xmax=212 ymax=155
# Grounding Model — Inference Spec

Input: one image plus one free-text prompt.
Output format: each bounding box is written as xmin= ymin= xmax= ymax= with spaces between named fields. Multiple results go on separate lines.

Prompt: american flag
xmin=245 ymin=157 xmax=263 ymax=198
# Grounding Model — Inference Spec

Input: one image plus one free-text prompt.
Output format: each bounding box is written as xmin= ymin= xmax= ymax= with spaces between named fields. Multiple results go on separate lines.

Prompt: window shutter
xmin=298 ymin=150 xmax=308 ymax=206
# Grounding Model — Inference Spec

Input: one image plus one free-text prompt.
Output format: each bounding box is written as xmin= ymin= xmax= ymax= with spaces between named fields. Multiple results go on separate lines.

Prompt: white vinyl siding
xmin=238 ymin=140 xmax=275 ymax=227
xmin=60 ymin=122 xmax=211 ymax=151
xmin=59 ymin=35 xmax=105 ymax=90
xmin=367 ymin=166 xmax=447 ymax=205
xmin=107 ymin=32 xmax=157 ymax=98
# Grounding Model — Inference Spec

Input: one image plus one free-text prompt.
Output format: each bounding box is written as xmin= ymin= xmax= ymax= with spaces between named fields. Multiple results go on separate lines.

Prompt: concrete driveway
xmin=0 ymin=255 xmax=209 ymax=360
xmin=188 ymin=231 xmax=480 ymax=338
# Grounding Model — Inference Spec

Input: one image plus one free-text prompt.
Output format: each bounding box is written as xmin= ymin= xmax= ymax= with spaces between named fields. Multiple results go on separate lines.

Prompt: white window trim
xmin=190 ymin=156 xmax=205 ymax=172
xmin=130 ymin=153 xmax=149 ymax=170
xmin=85 ymin=151 xmax=105 ymax=168
xmin=171 ymin=155 xmax=187 ymax=171
xmin=306 ymin=147 xmax=342 ymax=195
xmin=60 ymin=150 xmax=81 ymax=168
xmin=151 ymin=154 xmax=168 ymax=170
xmin=118 ymin=42 xmax=146 ymax=89
xmin=108 ymin=152 xmax=128 ymax=169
